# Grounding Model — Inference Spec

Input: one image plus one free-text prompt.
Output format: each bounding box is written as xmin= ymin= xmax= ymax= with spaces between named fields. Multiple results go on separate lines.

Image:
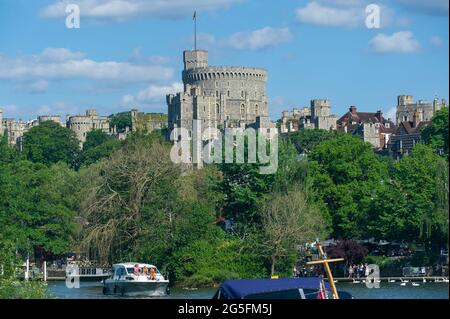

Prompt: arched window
xmin=240 ymin=104 xmax=245 ymax=115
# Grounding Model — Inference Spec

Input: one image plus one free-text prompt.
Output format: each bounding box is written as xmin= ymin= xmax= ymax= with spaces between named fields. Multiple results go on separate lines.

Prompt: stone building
xmin=388 ymin=111 xmax=430 ymax=159
xmin=396 ymin=95 xmax=447 ymax=124
xmin=131 ymin=109 xmax=167 ymax=132
xmin=38 ymin=115 xmax=63 ymax=126
xmin=337 ymin=106 xmax=396 ymax=149
xmin=167 ymin=50 xmax=271 ymax=136
xmin=279 ymin=99 xmax=338 ymax=133
xmin=66 ymin=109 xmax=110 ymax=145
xmin=1 ymin=117 xmax=38 ymax=147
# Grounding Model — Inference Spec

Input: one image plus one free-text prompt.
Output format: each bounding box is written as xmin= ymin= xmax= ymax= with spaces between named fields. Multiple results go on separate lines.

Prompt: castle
xmin=396 ymin=95 xmax=447 ymax=124
xmin=280 ymin=99 xmax=338 ymax=133
xmin=0 ymin=109 xmax=110 ymax=147
xmin=66 ymin=109 xmax=110 ymax=144
xmin=167 ymin=50 xmax=273 ymax=137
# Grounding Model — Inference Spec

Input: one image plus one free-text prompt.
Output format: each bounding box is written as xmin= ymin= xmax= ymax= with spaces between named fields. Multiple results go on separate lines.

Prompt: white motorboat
xmin=102 ymin=263 xmax=169 ymax=297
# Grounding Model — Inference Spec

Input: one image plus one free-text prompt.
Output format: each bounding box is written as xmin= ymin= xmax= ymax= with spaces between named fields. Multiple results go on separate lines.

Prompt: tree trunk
xmin=271 ymin=255 xmax=276 ymax=277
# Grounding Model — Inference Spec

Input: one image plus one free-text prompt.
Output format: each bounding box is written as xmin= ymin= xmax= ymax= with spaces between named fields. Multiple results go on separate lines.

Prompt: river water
xmin=47 ymin=281 xmax=449 ymax=299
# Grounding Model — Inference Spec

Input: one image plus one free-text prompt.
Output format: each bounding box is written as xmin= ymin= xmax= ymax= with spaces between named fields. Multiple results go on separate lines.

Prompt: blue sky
xmin=0 ymin=0 xmax=448 ymax=121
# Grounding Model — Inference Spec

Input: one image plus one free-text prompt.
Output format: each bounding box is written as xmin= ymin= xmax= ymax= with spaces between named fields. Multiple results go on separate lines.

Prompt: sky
xmin=0 ymin=0 xmax=448 ymax=121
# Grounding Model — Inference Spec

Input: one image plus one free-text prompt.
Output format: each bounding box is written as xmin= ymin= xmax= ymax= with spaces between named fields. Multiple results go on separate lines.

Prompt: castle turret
xmin=398 ymin=95 xmax=413 ymax=106
xmin=183 ymin=50 xmax=209 ymax=71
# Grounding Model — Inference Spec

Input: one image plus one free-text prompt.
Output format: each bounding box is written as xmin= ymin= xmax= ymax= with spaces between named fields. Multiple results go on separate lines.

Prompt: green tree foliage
xmin=109 ymin=111 xmax=132 ymax=132
xmin=80 ymin=134 xmax=178 ymax=261
xmin=422 ymin=107 xmax=449 ymax=156
xmin=288 ymin=129 xmax=338 ymax=154
xmin=0 ymin=239 xmax=49 ymax=299
xmin=22 ymin=121 xmax=80 ymax=168
xmin=309 ymin=134 xmax=389 ymax=239
xmin=0 ymin=161 xmax=78 ymax=255
xmin=390 ymin=144 xmax=446 ymax=242
xmin=260 ymin=188 xmax=327 ymax=276
xmin=80 ymin=130 xmax=121 ymax=166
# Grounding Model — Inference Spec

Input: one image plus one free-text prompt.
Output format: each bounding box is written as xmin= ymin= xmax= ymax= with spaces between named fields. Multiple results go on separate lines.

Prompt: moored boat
xmin=102 ymin=263 xmax=169 ymax=297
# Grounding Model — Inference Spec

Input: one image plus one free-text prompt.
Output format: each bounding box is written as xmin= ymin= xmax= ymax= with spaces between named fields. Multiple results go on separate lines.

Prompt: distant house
xmin=388 ymin=111 xmax=430 ymax=160
xmin=337 ymin=106 xmax=397 ymax=149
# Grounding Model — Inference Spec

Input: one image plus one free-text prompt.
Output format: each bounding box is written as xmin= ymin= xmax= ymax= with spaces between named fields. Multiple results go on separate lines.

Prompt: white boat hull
xmin=103 ymin=279 xmax=169 ymax=297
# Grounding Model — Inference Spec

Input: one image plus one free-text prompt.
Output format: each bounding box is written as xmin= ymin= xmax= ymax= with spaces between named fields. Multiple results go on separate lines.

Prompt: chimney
xmin=413 ymin=111 xmax=420 ymax=128
xmin=349 ymin=106 xmax=357 ymax=114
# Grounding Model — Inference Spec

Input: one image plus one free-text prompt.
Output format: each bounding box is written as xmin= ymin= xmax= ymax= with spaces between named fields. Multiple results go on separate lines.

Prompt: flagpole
xmin=194 ymin=11 xmax=197 ymax=51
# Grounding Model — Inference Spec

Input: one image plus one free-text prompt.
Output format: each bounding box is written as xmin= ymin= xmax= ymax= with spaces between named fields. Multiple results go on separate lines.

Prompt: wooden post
xmin=306 ymin=242 xmax=344 ymax=299
xmin=25 ymin=256 xmax=29 ymax=281
xmin=318 ymin=244 xmax=339 ymax=299
xmin=43 ymin=261 xmax=47 ymax=282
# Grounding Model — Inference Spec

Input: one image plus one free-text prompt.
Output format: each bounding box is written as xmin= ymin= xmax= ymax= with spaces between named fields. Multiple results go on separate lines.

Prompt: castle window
xmin=255 ymin=104 xmax=259 ymax=115
xmin=216 ymin=91 xmax=219 ymax=97
xmin=240 ymin=104 xmax=245 ymax=115
xmin=241 ymin=91 xmax=245 ymax=98
xmin=215 ymin=81 xmax=218 ymax=88
xmin=227 ymin=91 xmax=230 ymax=97
xmin=216 ymin=104 xmax=220 ymax=114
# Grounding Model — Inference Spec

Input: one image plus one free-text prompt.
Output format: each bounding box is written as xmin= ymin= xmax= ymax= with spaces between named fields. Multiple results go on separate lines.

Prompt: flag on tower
xmin=193 ymin=11 xmax=197 ymax=21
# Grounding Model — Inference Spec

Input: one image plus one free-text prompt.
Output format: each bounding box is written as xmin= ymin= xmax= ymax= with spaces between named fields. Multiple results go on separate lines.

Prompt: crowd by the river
xmin=293 ymin=263 xmax=369 ymax=278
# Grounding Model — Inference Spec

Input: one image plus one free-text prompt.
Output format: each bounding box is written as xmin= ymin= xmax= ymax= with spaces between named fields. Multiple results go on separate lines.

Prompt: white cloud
xmin=296 ymin=1 xmax=365 ymax=27
xmin=430 ymin=36 xmax=443 ymax=46
xmin=295 ymin=1 xmax=405 ymax=28
xmin=29 ymin=80 xmax=49 ymax=93
xmin=0 ymin=48 xmax=174 ymax=84
xmin=369 ymin=31 xmax=420 ymax=54
xmin=227 ymin=27 xmax=293 ymax=50
xmin=395 ymin=0 xmax=449 ymax=16
xmin=121 ymin=82 xmax=183 ymax=107
xmin=41 ymin=0 xmax=243 ymax=20
xmin=39 ymin=48 xmax=85 ymax=62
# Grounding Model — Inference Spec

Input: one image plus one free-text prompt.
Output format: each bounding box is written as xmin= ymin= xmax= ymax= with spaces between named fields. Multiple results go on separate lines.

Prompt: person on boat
xmin=143 ymin=265 xmax=148 ymax=276
xmin=134 ymin=264 xmax=139 ymax=275
xmin=150 ymin=267 xmax=155 ymax=280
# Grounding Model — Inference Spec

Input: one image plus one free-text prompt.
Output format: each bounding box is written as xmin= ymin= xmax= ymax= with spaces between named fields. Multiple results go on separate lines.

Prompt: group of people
xmin=133 ymin=264 xmax=156 ymax=280
xmin=293 ymin=265 xmax=325 ymax=278
xmin=347 ymin=264 xmax=368 ymax=279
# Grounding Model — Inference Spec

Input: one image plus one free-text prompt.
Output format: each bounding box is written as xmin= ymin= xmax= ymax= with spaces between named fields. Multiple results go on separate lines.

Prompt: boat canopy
xmin=214 ymin=278 xmax=331 ymax=299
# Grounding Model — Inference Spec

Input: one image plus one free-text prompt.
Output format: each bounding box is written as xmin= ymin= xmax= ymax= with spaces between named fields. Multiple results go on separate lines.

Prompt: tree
xmin=0 ymin=238 xmax=49 ymax=299
xmin=80 ymin=130 xmax=121 ymax=166
xmin=391 ymin=144 xmax=446 ymax=245
xmin=326 ymin=240 xmax=368 ymax=266
xmin=288 ymin=129 xmax=338 ymax=155
xmin=0 ymin=161 xmax=78 ymax=255
xmin=309 ymin=134 xmax=388 ymax=239
xmin=80 ymin=134 xmax=179 ymax=261
xmin=260 ymin=188 xmax=327 ymax=276
xmin=0 ymin=135 xmax=16 ymax=164
xmin=422 ymin=107 xmax=449 ymax=156
xmin=83 ymin=129 xmax=113 ymax=151
xmin=109 ymin=111 xmax=132 ymax=133
xmin=22 ymin=121 xmax=80 ymax=168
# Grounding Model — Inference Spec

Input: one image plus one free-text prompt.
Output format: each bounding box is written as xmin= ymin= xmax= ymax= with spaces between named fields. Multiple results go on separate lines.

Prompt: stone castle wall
xmin=168 ymin=50 xmax=270 ymax=134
